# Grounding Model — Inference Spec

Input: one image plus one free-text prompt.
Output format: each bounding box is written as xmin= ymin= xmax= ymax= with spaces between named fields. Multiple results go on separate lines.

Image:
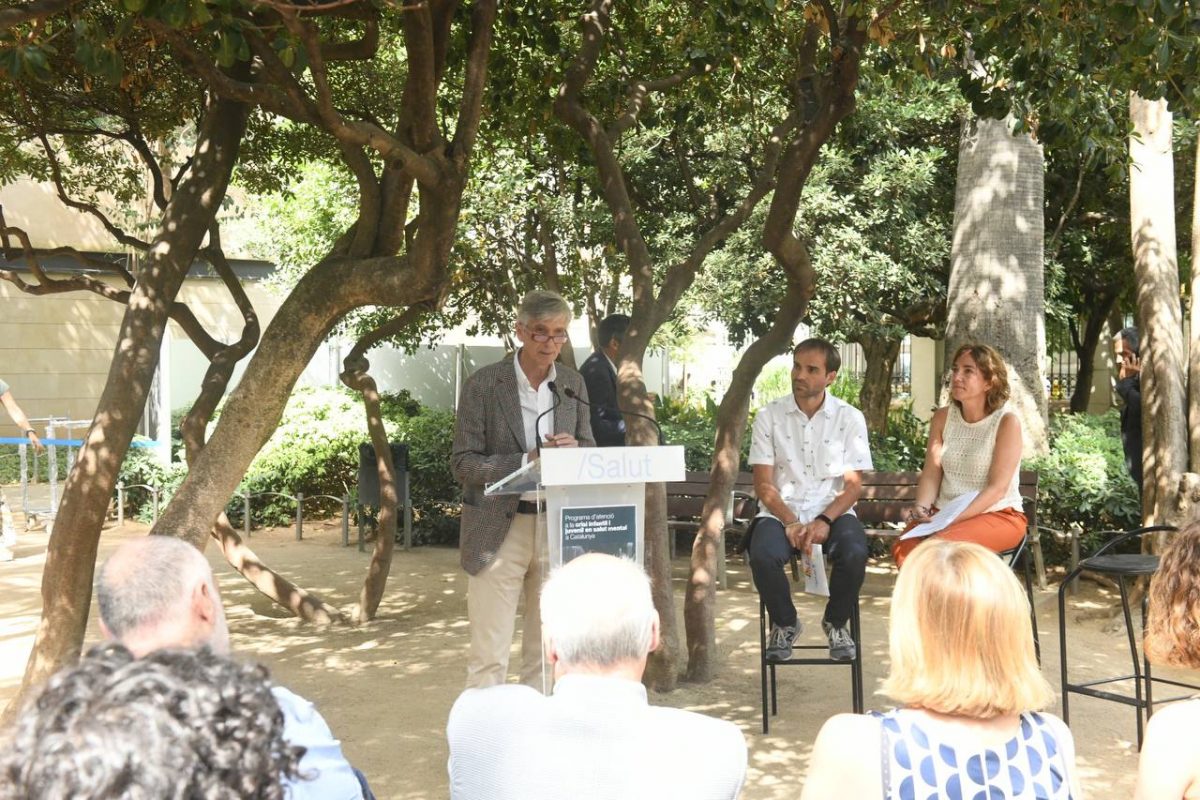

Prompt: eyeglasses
xmin=528 ymin=331 xmax=569 ymax=344
xmin=520 ymin=323 xmax=569 ymax=344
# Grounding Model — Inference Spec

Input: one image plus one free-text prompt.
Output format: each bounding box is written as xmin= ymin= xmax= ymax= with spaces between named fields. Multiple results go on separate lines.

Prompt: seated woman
xmin=802 ymin=540 xmax=1080 ymax=799
xmin=893 ymin=343 xmax=1026 ymax=567
xmin=1134 ymin=520 xmax=1200 ymax=800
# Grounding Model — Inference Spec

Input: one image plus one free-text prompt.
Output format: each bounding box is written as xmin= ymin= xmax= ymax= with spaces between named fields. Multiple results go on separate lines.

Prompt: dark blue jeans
xmin=747 ymin=514 xmax=867 ymax=629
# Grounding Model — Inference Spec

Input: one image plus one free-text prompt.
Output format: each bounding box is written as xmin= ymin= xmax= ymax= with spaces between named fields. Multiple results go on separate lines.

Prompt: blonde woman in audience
xmin=802 ymin=540 xmax=1080 ymax=799
xmin=1134 ymin=520 xmax=1200 ymax=800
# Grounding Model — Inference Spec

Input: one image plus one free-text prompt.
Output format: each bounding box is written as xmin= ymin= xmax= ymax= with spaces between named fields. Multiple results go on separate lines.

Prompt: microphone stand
xmin=563 ymin=387 xmax=665 ymax=445
xmin=534 ymin=380 xmax=561 ymax=453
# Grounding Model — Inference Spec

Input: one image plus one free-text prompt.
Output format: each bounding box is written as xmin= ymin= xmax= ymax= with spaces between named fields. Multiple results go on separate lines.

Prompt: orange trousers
xmin=891 ymin=507 xmax=1027 ymax=568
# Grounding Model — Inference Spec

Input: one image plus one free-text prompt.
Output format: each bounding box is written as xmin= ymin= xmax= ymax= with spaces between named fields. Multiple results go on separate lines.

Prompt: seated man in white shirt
xmin=747 ymin=338 xmax=872 ymax=662
xmin=447 ymin=554 xmax=747 ymax=800
xmin=96 ymin=536 xmax=370 ymax=800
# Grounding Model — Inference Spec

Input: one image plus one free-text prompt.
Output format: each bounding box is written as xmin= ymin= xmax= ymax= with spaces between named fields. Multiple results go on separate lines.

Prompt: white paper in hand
xmin=899 ymin=491 xmax=980 ymax=541
xmin=803 ymin=544 xmax=830 ymax=597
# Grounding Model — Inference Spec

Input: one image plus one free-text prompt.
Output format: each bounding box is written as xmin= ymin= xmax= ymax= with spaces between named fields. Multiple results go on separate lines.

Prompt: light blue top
xmin=273 ymin=686 xmax=365 ymax=800
xmin=873 ymin=708 xmax=1074 ymax=800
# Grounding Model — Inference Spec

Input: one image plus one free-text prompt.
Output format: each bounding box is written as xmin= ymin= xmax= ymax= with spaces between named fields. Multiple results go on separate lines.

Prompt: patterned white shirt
xmin=748 ymin=391 xmax=873 ymax=524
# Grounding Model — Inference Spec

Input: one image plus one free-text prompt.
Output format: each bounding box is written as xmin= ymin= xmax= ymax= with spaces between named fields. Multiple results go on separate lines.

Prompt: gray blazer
xmin=451 ymin=357 xmax=594 ymax=574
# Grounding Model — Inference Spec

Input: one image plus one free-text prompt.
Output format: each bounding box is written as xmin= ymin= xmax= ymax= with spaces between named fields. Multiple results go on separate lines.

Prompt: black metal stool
xmin=758 ymin=596 xmax=863 ymax=734
xmin=1058 ymin=525 xmax=1199 ymax=748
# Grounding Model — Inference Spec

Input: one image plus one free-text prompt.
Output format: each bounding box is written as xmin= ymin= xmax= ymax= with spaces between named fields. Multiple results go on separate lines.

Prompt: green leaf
xmin=191 ymin=0 xmax=212 ymax=24
xmin=123 ymin=0 xmax=147 ymax=12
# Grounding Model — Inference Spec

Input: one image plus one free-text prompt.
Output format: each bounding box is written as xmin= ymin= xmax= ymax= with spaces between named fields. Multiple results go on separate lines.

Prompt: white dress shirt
xmin=448 ymin=674 xmax=747 ymax=800
xmin=515 ymin=351 xmax=557 ymax=501
xmin=748 ymin=391 xmax=873 ymax=523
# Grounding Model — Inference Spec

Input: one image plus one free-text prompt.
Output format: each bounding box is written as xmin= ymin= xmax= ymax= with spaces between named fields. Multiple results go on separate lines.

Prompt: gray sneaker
xmin=823 ymin=620 xmax=856 ymax=661
xmin=765 ymin=623 xmax=799 ymax=661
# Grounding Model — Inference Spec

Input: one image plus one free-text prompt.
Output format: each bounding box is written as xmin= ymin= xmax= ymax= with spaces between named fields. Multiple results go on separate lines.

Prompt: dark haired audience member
xmin=1134 ymin=519 xmax=1200 ymax=799
xmin=0 ymin=643 xmax=302 ymax=800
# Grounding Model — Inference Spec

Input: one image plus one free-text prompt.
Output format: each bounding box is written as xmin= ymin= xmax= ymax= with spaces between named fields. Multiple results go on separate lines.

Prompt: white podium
xmin=486 ymin=446 xmax=686 ymax=568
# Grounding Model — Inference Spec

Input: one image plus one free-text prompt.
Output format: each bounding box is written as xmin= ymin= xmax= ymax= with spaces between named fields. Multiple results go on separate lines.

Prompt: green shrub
xmin=869 ymin=405 xmax=927 ymax=472
xmin=220 ymin=386 xmax=460 ymax=545
xmin=657 ymin=394 xmax=751 ymax=472
xmin=116 ymin=442 xmax=188 ymax=522
xmin=1023 ymin=410 xmax=1140 ymax=565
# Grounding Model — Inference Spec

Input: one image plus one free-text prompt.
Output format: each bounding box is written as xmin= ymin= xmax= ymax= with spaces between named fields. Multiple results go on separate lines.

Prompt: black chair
xmin=758 ymin=595 xmax=863 ymax=734
xmin=1001 ymin=534 xmax=1041 ymax=663
xmin=1058 ymin=525 xmax=1200 ymax=748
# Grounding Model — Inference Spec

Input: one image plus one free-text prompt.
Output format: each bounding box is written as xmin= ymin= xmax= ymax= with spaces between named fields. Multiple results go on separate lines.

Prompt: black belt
xmin=515 ymin=500 xmax=545 ymax=515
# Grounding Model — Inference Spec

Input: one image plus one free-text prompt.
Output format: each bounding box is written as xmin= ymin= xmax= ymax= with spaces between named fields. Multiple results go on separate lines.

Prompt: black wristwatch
xmin=815 ymin=513 xmax=833 ymax=527
xmin=23 ymin=429 xmax=35 ymax=438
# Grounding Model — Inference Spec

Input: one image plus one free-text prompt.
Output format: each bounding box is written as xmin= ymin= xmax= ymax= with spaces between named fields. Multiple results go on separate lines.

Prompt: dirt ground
xmin=1 ymin=508 xmax=1188 ymax=799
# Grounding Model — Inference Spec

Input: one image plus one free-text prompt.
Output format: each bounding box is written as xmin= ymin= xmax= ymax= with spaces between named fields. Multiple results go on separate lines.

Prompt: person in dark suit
xmin=1113 ymin=326 xmax=1143 ymax=497
xmin=451 ymin=290 xmax=595 ymax=690
xmin=578 ymin=314 xmax=630 ymax=447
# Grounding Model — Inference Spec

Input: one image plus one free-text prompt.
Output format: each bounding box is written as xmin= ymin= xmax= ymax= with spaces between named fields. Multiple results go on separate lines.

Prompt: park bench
xmin=666 ymin=469 xmax=758 ymax=586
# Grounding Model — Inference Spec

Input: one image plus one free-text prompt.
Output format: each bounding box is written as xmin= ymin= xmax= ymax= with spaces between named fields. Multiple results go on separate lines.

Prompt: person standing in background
xmin=1113 ymin=327 xmax=1143 ymax=497
xmin=579 ymin=314 xmax=631 ymax=447
xmin=0 ymin=377 xmax=43 ymax=561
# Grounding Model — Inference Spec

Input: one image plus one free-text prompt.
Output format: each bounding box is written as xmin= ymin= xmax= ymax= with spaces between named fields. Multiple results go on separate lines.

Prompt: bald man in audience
xmin=96 ymin=535 xmax=371 ymax=800
xmin=447 ymin=554 xmax=747 ymax=800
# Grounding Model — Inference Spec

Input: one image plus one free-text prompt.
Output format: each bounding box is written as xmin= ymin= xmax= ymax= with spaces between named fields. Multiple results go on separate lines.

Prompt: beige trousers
xmin=465 ymin=512 xmax=547 ymax=690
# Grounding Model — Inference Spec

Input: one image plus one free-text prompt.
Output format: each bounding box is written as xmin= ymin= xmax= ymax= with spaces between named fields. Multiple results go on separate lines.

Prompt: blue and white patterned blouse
xmin=872 ymin=709 xmax=1075 ymax=800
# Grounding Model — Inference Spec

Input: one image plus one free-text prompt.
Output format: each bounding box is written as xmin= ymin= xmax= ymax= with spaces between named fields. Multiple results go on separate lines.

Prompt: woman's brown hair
xmin=950 ymin=343 xmax=1010 ymax=415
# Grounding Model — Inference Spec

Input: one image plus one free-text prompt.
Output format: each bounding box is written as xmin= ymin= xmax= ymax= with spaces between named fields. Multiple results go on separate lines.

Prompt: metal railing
xmin=112 ymin=483 xmax=413 ymax=552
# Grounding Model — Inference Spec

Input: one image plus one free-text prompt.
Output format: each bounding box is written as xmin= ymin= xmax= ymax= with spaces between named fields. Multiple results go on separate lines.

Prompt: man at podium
xmin=451 ymin=290 xmax=595 ymax=689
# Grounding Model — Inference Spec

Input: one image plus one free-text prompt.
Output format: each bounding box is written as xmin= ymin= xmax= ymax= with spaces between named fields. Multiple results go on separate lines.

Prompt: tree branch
xmin=35 ymin=133 xmax=150 ymax=250
xmin=121 ymin=128 xmax=169 ymax=211
xmin=555 ymin=0 xmax=656 ymax=313
xmin=607 ymin=62 xmax=707 ymax=139
xmin=450 ymin=0 xmax=498 ymax=158
xmin=657 ymin=112 xmax=793 ymax=313
xmin=0 ymin=0 xmax=82 ymax=32
xmin=322 ymin=18 xmax=380 ymax=61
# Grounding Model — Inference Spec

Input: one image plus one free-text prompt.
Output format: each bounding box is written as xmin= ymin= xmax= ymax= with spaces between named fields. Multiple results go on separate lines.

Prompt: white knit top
xmin=935 ymin=403 xmax=1023 ymax=513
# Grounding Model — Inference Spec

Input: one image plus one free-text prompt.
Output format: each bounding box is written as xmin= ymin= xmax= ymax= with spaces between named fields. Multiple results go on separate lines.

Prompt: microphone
xmin=534 ymin=381 xmax=561 ymax=452
xmin=563 ymin=386 xmax=664 ymax=445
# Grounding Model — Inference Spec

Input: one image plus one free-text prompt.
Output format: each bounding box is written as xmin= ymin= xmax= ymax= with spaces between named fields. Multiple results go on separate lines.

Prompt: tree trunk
xmin=177 ymin=241 xmax=344 ymax=625
xmin=12 ymin=95 xmax=249 ymax=706
xmin=1068 ymin=293 xmax=1118 ymax=413
xmin=1129 ymin=93 xmax=1187 ymax=533
xmin=612 ymin=331 xmax=679 ymax=691
xmin=945 ymin=115 xmax=1049 ymax=455
xmin=341 ymin=360 xmax=398 ymax=623
xmin=1190 ymin=126 xmax=1200 ymax=474
xmin=151 ymin=257 xmax=443 ymax=547
xmin=684 ymin=279 xmax=809 ymax=681
xmin=858 ymin=335 xmax=901 ymax=434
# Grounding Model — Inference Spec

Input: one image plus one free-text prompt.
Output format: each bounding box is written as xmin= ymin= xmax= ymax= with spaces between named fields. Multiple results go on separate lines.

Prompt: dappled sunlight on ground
xmin=0 ymin=494 xmax=1174 ymax=798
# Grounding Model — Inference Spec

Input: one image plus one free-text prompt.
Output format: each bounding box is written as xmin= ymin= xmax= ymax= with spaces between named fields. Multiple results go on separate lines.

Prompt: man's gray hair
xmin=96 ymin=536 xmax=213 ymax=638
xmin=517 ymin=290 xmax=572 ymax=325
xmin=539 ymin=554 xmax=656 ymax=668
